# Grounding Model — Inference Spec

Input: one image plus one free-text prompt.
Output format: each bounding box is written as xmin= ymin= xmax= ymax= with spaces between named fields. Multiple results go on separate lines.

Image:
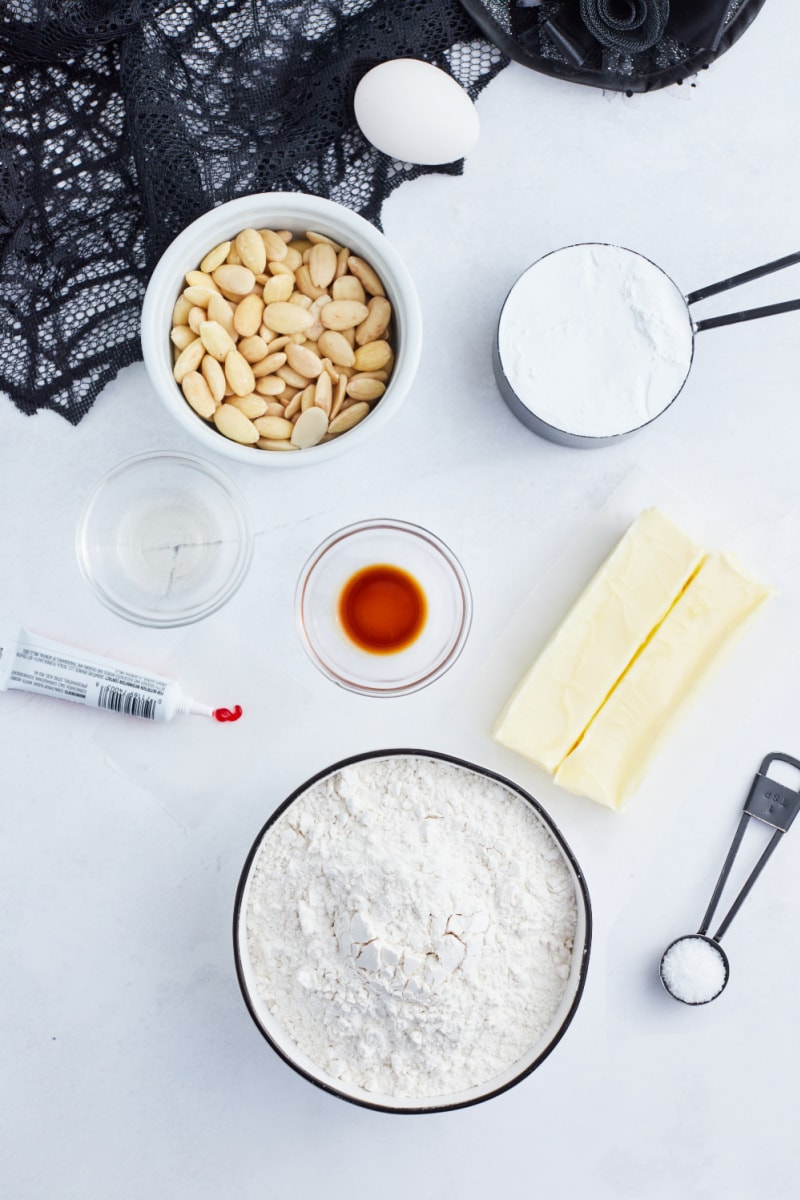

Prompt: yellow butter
xmin=493 ymin=508 xmax=705 ymax=772
xmin=554 ymin=552 xmax=773 ymax=810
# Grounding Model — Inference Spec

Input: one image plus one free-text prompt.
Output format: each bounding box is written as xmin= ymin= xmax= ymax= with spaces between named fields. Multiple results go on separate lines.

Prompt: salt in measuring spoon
xmin=660 ymin=752 xmax=800 ymax=1005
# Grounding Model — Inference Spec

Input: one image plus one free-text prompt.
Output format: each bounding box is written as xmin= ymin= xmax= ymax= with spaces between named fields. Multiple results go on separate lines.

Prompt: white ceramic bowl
xmin=141 ymin=193 xmax=423 ymax=467
xmin=233 ymin=750 xmax=592 ymax=1113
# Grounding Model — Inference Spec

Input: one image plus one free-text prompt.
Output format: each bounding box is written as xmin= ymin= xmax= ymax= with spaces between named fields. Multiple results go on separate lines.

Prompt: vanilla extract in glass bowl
xmin=338 ymin=562 xmax=427 ymax=655
xmin=295 ymin=519 xmax=472 ymax=697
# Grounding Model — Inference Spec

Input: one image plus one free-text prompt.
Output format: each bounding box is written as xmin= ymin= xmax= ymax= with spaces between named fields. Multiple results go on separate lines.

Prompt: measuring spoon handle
xmin=699 ymin=752 xmax=800 ymax=941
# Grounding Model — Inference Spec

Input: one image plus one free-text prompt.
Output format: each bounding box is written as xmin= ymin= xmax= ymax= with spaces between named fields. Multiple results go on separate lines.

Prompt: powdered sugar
xmin=244 ymin=755 xmax=578 ymax=1100
xmin=497 ymin=243 xmax=694 ymax=438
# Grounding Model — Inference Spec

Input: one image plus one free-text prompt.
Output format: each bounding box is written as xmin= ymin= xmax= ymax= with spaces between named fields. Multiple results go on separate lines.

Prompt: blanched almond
xmin=277 ymin=364 xmax=310 ymax=389
xmin=355 ymin=296 xmax=392 ymax=346
xmin=200 ymin=320 xmax=236 ymax=361
xmin=173 ymin=338 xmax=205 ymax=382
xmin=256 ymin=438 xmax=299 ymax=452
xmin=181 ymin=371 xmax=216 ymax=419
xmin=314 ymin=370 xmax=332 ymax=416
xmin=207 ymin=292 xmax=237 ymax=338
xmin=291 ymin=406 xmax=328 ymax=448
xmin=283 ymin=390 xmax=302 ymax=419
xmin=251 ymin=351 xmax=287 ymax=377
xmin=200 ymin=241 xmax=231 ymax=273
xmin=224 ymin=348 xmax=255 ymax=396
xmin=172 ymin=295 xmax=192 ymax=326
xmin=185 ymin=270 xmax=220 ymax=292
xmin=286 ymin=342 xmax=323 ymax=378
xmin=262 ymin=302 xmax=314 ymax=335
xmin=258 ymin=229 xmax=289 ymax=261
xmin=262 ymin=273 xmax=294 ymax=303
xmin=353 ymin=339 xmax=392 ymax=372
xmin=299 ymin=383 xmax=317 ymax=412
xmin=294 ymin=264 xmax=328 ymax=300
xmin=235 ymin=228 xmax=267 ymax=275
xmin=212 ymin=263 xmax=256 ymax=295
xmin=183 ymin=285 xmax=216 ymax=308
xmin=238 ymin=334 xmax=269 ymax=363
xmin=353 ymin=368 xmax=389 ymax=382
xmin=227 ymin=393 xmax=268 ymax=419
xmin=304 ymin=296 xmax=329 ymax=341
xmin=213 ymin=403 xmax=259 ymax=443
xmin=234 ymin=293 xmax=265 ymax=338
xmin=306 ymin=230 xmax=342 ymax=250
xmin=348 ymin=255 xmax=385 ymax=296
xmin=347 ymin=376 xmax=386 ymax=401
xmin=328 ymin=401 xmax=370 ymax=433
xmin=308 ymin=242 xmax=337 ymax=288
xmin=170 ymin=324 xmax=196 ymax=350
xmin=320 ymin=300 xmax=369 ymax=331
xmin=330 ymin=374 xmax=348 ymax=420
xmin=201 ymin=354 xmax=227 ymax=403
xmin=187 ymin=306 xmax=206 ymax=334
xmin=255 ymin=375 xmax=286 ymax=396
xmin=254 ymin=415 xmax=294 ymax=440
xmin=332 ymin=275 xmax=366 ymax=304
xmin=317 ymin=329 xmax=355 ymax=367
xmin=333 ymin=246 xmax=349 ymax=278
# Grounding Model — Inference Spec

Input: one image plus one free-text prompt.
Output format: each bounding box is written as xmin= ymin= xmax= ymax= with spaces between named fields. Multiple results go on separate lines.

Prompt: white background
xmin=2 ymin=6 xmax=800 ymax=1197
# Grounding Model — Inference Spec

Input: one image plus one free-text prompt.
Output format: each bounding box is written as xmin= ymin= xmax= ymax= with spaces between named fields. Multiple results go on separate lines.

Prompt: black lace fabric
xmin=0 ymin=1 xmax=506 ymax=423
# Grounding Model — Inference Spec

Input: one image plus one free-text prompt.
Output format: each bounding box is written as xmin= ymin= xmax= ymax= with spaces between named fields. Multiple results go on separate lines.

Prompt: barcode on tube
xmin=97 ymin=686 xmax=157 ymax=720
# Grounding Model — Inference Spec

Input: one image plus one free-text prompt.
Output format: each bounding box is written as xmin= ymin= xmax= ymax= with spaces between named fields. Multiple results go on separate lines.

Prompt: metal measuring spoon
xmin=660 ymin=752 xmax=800 ymax=1006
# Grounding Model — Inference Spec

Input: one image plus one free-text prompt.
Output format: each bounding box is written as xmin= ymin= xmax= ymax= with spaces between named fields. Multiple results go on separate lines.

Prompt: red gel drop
xmin=213 ymin=705 xmax=243 ymax=722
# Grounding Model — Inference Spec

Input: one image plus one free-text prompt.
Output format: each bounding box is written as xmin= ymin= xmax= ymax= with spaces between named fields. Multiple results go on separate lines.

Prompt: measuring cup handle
xmin=687 ymin=250 xmax=800 ymax=305
xmin=687 ymin=250 xmax=800 ymax=332
xmin=694 ymin=298 xmax=800 ymax=333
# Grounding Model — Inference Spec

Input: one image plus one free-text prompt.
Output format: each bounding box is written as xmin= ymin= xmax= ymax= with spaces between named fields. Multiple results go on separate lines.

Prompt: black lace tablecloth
xmin=0 ymin=1 xmax=506 ymax=424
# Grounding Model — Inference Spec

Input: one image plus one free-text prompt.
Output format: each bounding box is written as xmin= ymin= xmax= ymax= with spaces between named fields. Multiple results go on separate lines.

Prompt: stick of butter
xmin=554 ymin=552 xmax=774 ymax=810
xmin=493 ymin=508 xmax=705 ymax=772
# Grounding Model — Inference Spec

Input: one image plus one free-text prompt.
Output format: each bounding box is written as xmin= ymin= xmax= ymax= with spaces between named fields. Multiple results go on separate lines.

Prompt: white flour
xmin=245 ymin=755 xmax=578 ymax=1099
xmin=497 ymin=243 xmax=694 ymax=437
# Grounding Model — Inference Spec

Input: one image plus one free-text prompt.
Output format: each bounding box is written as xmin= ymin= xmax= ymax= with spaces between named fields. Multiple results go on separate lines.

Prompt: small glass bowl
xmin=76 ymin=452 xmax=254 ymax=627
xmin=295 ymin=519 xmax=472 ymax=697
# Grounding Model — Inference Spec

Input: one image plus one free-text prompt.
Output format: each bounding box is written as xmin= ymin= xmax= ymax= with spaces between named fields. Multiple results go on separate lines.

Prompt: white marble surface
xmin=3 ymin=7 xmax=800 ymax=1197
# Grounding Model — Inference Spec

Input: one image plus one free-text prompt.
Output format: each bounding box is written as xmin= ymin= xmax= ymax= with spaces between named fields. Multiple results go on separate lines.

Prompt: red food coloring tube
xmin=0 ymin=623 xmax=239 ymax=724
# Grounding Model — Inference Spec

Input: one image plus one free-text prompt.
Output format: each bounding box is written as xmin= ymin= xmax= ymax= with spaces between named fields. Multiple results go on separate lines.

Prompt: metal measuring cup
xmin=494 ymin=246 xmax=800 ymax=447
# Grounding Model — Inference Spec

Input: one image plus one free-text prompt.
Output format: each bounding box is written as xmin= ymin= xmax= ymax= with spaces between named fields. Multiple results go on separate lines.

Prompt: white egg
xmin=354 ymin=58 xmax=480 ymax=166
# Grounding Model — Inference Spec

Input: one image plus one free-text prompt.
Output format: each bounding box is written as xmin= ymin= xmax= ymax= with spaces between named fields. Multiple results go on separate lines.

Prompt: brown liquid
xmin=338 ymin=563 xmax=427 ymax=654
